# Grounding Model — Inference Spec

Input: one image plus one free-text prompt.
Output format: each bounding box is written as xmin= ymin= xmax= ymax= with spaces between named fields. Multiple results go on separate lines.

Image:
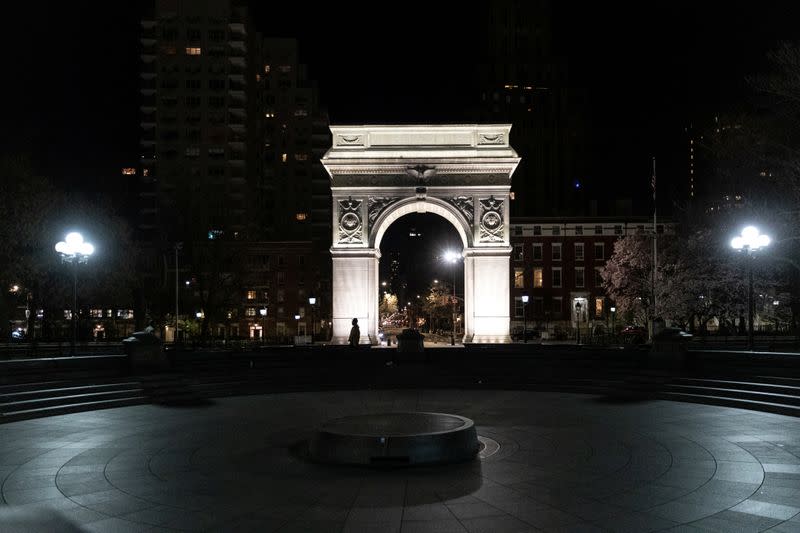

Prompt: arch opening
xmin=378 ymin=212 xmax=465 ymax=344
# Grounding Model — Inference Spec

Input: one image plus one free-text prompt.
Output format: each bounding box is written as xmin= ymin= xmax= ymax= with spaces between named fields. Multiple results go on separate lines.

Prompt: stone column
xmin=464 ymin=247 xmax=512 ymax=343
xmin=331 ymin=248 xmax=379 ymax=345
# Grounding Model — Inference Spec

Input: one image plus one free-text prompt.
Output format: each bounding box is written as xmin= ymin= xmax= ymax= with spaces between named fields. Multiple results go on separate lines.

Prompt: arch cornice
xmin=370 ymin=196 xmax=473 ymax=250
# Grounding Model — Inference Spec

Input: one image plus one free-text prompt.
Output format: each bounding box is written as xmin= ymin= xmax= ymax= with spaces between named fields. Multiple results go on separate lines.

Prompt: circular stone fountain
xmin=309 ymin=412 xmax=479 ymax=466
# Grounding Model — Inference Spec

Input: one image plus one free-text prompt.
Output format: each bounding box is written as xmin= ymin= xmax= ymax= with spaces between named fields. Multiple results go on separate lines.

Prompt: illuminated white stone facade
xmin=322 ymin=125 xmax=520 ymax=344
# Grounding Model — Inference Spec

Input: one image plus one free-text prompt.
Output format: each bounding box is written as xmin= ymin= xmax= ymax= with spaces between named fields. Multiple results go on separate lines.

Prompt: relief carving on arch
xmin=367 ymin=196 xmax=399 ymax=226
xmin=479 ymin=196 xmax=504 ymax=243
xmin=446 ymin=196 xmax=474 ymax=225
xmin=338 ymin=197 xmax=363 ymax=244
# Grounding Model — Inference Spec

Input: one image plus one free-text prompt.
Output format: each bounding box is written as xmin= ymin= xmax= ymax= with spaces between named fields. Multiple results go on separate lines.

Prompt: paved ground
xmin=1 ymin=390 xmax=800 ymax=532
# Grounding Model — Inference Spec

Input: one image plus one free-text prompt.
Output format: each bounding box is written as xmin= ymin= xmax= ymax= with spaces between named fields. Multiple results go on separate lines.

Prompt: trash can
xmin=395 ymin=329 xmax=425 ymax=362
xmin=123 ymin=329 xmax=168 ymax=371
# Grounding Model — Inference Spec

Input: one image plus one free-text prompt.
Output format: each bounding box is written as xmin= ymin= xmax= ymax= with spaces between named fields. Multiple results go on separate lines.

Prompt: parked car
xmin=620 ymin=325 xmax=646 ymax=344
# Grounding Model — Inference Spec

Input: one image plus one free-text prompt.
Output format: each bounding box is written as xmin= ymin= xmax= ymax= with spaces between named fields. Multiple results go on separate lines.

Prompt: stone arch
xmin=322 ymin=124 xmax=520 ymax=345
xmin=370 ymin=196 xmax=472 ymax=250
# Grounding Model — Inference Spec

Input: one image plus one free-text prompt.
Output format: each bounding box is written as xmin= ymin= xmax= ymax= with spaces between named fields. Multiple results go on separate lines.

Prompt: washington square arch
xmin=321 ymin=124 xmax=521 ymax=344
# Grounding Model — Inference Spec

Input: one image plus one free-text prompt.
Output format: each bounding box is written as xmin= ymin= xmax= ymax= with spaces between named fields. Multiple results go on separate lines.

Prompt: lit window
xmin=552 ymin=243 xmax=562 ymax=261
xmin=208 ymin=229 xmax=223 ymax=240
xmin=246 ymin=290 xmax=256 ymax=300
xmin=294 ymin=153 xmax=308 ymax=161
xmin=295 ymin=213 xmax=308 ymax=221
xmin=595 ymin=297 xmax=604 ymax=316
xmin=245 ymin=307 xmax=256 ymax=317
xmin=264 ymin=65 xmax=271 ymax=73
xmin=185 ymin=47 xmax=202 ymax=55
xmin=514 ymin=268 xmax=524 ymax=288
xmin=281 ymin=153 xmax=287 ymax=163
xmin=121 ymin=167 xmax=136 ymax=175
xmin=142 ymin=168 xmax=149 ymax=177
xmin=64 ymin=310 xmax=73 ymax=320
xmin=90 ymin=309 xmax=103 ymax=318
xmin=575 ymin=243 xmax=584 ymax=261
xmin=533 ymin=268 xmax=543 ymax=288
xmin=255 ymin=74 xmax=261 ymax=82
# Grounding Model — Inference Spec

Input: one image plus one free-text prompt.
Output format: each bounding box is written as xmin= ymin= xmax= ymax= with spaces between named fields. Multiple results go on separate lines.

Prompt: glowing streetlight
xmin=55 ymin=232 xmax=94 ymax=355
xmin=443 ymin=250 xmax=461 ymax=345
xmin=731 ymin=225 xmax=771 ymax=351
xmin=521 ymin=294 xmax=529 ymax=343
xmin=259 ymin=307 xmax=267 ymax=344
xmin=308 ymin=296 xmax=316 ymax=342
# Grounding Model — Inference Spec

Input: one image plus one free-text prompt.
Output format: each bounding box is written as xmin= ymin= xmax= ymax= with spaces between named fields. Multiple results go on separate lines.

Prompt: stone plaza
xmin=2 ymin=389 xmax=800 ymax=532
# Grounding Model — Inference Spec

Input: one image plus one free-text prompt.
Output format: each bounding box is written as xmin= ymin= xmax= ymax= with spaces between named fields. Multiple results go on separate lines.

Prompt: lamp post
xmin=174 ymin=243 xmax=182 ymax=345
xmin=259 ymin=307 xmax=267 ymax=344
xmin=294 ymin=313 xmax=301 ymax=338
xmin=522 ymin=294 xmax=529 ymax=343
xmin=55 ymin=232 xmax=94 ymax=356
xmin=444 ymin=250 xmax=461 ymax=345
xmin=575 ymin=301 xmax=582 ymax=345
xmin=610 ymin=306 xmax=616 ymax=336
xmin=308 ymin=296 xmax=316 ymax=342
xmin=731 ymin=225 xmax=771 ymax=351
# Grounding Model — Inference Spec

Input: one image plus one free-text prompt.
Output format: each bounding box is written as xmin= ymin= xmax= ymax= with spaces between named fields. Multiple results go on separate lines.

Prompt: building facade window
xmin=533 ymin=225 xmax=541 ymax=235
xmin=575 ymin=225 xmax=583 ymax=235
xmin=185 ymin=47 xmax=202 ymax=55
xmin=614 ymin=225 xmax=623 ymax=235
xmin=513 ymin=244 xmax=524 ymax=262
xmin=552 ymin=243 xmax=562 ymax=261
xmin=245 ymin=307 xmax=256 ymax=317
xmin=246 ymin=290 xmax=256 ymax=300
xmin=594 ymin=225 xmax=603 ymax=235
xmin=552 ymin=297 xmax=562 ymax=315
xmin=514 ymin=268 xmax=524 ymax=288
xmin=552 ymin=225 xmax=561 ymax=236
xmin=594 ymin=242 xmax=604 ymax=260
xmin=575 ymin=243 xmax=584 ymax=261
xmin=532 ymin=243 xmax=543 ymax=261
xmin=552 ymin=267 xmax=562 ymax=288
xmin=533 ymin=268 xmax=543 ymax=288
xmin=595 ymin=297 xmax=604 ymax=317
xmin=575 ymin=267 xmax=585 ymax=288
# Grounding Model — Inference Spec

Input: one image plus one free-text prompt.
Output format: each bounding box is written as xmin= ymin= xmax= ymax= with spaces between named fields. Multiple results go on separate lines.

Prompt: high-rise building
xmin=475 ymin=1 xmax=591 ymax=218
xmin=136 ymin=1 xmax=332 ymax=336
xmin=138 ymin=0 xmax=258 ymax=244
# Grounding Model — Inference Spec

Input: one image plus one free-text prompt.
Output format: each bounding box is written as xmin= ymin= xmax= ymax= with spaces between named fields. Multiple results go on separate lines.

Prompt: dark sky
xmin=5 ymin=1 xmax=800 ymax=209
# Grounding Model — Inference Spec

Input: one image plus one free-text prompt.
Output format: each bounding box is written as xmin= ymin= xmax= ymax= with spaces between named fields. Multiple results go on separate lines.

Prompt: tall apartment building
xmin=476 ymin=1 xmax=591 ymax=218
xmin=137 ymin=1 xmax=332 ymax=337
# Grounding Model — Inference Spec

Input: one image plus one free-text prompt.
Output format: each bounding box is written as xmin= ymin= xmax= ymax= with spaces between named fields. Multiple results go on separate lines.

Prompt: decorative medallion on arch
xmin=323 ymin=124 xmax=521 ymax=345
xmin=337 ymin=197 xmax=362 ymax=244
xmin=479 ymin=196 xmax=504 ymax=243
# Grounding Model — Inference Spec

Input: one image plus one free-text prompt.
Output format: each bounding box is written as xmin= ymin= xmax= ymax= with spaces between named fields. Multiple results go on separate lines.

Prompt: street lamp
xmin=521 ymin=294 xmax=529 ymax=343
xmin=610 ymin=306 xmax=616 ymax=335
xmin=575 ymin=301 xmax=582 ymax=345
xmin=308 ymin=296 xmax=316 ymax=342
xmin=444 ymin=250 xmax=461 ymax=345
xmin=731 ymin=225 xmax=771 ymax=351
xmin=55 ymin=232 xmax=94 ymax=356
xmin=259 ymin=307 xmax=267 ymax=344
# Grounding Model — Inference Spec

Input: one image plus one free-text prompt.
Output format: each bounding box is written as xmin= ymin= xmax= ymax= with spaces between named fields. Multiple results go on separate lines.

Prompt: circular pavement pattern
xmin=1 ymin=390 xmax=800 ymax=532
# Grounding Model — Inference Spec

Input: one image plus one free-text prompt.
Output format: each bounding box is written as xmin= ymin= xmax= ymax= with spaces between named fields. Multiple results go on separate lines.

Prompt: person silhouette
xmin=348 ymin=318 xmax=360 ymax=348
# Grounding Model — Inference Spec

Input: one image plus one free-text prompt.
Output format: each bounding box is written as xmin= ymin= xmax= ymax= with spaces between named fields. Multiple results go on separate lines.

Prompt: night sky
xmin=5 ymin=2 xmax=800 ymax=217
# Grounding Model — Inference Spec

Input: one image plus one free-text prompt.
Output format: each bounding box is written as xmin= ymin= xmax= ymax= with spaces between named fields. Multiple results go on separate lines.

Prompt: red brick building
xmin=509 ymin=218 xmax=674 ymax=337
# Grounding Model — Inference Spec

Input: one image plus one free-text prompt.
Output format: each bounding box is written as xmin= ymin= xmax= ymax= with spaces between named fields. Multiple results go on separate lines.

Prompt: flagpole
xmin=652 ymin=157 xmax=657 ymax=341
